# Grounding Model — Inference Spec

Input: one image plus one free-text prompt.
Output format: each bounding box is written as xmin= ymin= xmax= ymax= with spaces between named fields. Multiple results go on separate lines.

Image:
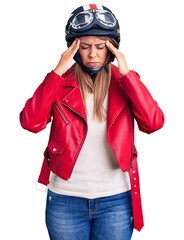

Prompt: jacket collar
xmin=59 ymin=64 xmax=129 ymax=130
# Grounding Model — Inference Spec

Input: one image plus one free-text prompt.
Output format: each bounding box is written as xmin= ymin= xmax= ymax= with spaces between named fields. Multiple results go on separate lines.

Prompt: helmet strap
xmin=80 ymin=62 xmax=109 ymax=74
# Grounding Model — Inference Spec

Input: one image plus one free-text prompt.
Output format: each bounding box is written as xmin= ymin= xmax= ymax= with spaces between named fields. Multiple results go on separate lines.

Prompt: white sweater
xmin=48 ymin=90 xmax=131 ymax=199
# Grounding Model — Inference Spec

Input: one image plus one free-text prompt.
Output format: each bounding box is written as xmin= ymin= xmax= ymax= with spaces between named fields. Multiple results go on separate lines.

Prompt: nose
xmin=89 ymin=45 xmax=97 ymax=59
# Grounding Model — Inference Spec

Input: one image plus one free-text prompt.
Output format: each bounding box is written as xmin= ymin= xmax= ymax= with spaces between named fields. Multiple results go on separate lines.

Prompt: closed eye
xmin=81 ymin=46 xmax=104 ymax=50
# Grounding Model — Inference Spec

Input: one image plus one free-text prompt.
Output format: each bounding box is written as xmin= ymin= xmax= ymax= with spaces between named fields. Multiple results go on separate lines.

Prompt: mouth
xmin=87 ymin=62 xmax=99 ymax=67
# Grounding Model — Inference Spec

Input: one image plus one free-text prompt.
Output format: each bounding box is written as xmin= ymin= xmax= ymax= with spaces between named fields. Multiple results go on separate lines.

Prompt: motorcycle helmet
xmin=65 ymin=4 xmax=120 ymax=74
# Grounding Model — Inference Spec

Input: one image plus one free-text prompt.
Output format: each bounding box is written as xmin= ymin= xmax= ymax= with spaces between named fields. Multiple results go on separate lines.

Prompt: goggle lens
xmin=96 ymin=12 xmax=116 ymax=27
xmin=71 ymin=10 xmax=116 ymax=30
xmin=72 ymin=12 xmax=92 ymax=29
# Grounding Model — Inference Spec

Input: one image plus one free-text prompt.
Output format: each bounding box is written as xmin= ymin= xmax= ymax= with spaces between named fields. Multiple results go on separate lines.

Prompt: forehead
xmin=79 ymin=36 xmax=105 ymax=44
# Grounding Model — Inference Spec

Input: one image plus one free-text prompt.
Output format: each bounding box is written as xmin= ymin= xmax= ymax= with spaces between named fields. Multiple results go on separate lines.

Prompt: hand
xmin=54 ymin=38 xmax=80 ymax=76
xmin=105 ymin=40 xmax=130 ymax=76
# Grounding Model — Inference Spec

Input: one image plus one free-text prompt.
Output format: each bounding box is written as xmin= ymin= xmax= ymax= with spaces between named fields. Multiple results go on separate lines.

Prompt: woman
xmin=19 ymin=4 xmax=165 ymax=240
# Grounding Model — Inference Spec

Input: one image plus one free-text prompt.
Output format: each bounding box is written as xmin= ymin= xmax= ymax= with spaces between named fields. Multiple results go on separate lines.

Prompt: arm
xmin=19 ymin=71 xmax=65 ymax=133
xmin=106 ymin=41 xmax=165 ymax=134
xmin=119 ymin=70 xmax=165 ymax=134
xmin=19 ymin=38 xmax=80 ymax=133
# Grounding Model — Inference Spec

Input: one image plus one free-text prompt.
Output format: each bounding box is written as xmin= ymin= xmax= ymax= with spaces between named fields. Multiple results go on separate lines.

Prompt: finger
xmin=71 ymin=38 xmax=80 ymax=48
xmin=106 ymin=41 xmax=117 ymax=55
xmin=68 ymin=39 xmax=80 ymax=55
xmin=65 ymin=38 xmax=79 ymax=53
xmin=68 ymin=38 xmax=80 ymax=52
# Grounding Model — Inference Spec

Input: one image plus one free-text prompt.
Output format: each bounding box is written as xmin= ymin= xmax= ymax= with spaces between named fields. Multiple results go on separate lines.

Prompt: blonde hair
xmin=74 ymin=36 xmax=119 ymax=123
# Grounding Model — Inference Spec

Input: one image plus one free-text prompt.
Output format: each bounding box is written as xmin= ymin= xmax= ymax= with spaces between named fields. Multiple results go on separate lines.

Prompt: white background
xmin=1 ymin=0 xmax=184 ymax=239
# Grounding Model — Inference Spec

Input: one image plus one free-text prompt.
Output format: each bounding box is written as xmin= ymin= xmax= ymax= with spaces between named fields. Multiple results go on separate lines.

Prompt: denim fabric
xmin=45 ymin=189 xmax=134 ymax=240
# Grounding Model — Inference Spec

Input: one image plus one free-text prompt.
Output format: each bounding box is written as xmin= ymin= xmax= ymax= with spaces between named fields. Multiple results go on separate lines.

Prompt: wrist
xmin=53 ymin=67 xmax=64 ymax=76
xmin=120 ymin=70 xmax=130 ymax=77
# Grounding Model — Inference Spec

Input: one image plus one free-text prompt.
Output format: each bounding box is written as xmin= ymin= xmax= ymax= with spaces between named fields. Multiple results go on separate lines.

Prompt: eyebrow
xmin=80 ymin=42 xmax=105 ymax=46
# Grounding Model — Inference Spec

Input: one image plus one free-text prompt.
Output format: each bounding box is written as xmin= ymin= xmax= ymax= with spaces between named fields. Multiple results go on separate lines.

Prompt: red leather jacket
xmin=19 ymin=64 xmax=164 ymax=231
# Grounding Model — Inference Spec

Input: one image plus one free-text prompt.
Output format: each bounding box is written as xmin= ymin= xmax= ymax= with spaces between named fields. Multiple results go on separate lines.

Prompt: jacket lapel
xmin=107 ymin=64 xmax=129 ymax=130
xmin=59 ymin=64 xmax=129 ymax=129
xmin=60 ymin=84 xmax=88 ymax=123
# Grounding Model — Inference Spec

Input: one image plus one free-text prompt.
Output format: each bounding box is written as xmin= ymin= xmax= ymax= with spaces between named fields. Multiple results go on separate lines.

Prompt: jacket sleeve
xmin=19 ymin=70 xmax=65 ymax=133
xmin=119 ymin=70 xmax=165 ymax=134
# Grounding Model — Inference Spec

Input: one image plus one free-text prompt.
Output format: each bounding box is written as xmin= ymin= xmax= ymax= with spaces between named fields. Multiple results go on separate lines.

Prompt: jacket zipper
xmin=61 ymin=101 xmax=87 ymax=125
xmin=126 ymin=104 xmax=133 ymax=171
xmin=57 ymin=101 xmax=133 ymax=175
xmin=53 ymin=101 xmax=69 ymax=124
xmin=61 ymin=101 xmax=88 ymax=179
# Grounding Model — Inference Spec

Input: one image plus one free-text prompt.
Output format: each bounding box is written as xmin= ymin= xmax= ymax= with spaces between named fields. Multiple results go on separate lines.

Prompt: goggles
xmin=70 ymin=9 xmax=117 ymax=32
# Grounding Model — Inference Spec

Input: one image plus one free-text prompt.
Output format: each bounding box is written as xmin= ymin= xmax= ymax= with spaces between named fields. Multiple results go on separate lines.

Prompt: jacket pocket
xmin=48 ymin=141 xmax=65 ymax=155
xmin=47 ymin=141 xmax=65 ymax=173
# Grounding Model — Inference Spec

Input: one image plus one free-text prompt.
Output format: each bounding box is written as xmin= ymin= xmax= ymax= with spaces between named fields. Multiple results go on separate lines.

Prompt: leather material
xmin=19 ymin=64 xmax=165 ymax=231
xmin=129 ymin=148 xmax=144 ymax=232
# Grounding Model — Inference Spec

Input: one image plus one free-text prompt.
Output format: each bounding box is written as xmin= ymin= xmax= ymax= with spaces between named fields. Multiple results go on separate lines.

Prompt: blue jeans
xmin=45 ymin=189 xmax=134 ymax=240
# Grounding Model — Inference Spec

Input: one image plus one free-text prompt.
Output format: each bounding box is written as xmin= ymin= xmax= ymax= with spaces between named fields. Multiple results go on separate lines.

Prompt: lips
xmin=87 ymin=62 xmax=98 ymax=67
